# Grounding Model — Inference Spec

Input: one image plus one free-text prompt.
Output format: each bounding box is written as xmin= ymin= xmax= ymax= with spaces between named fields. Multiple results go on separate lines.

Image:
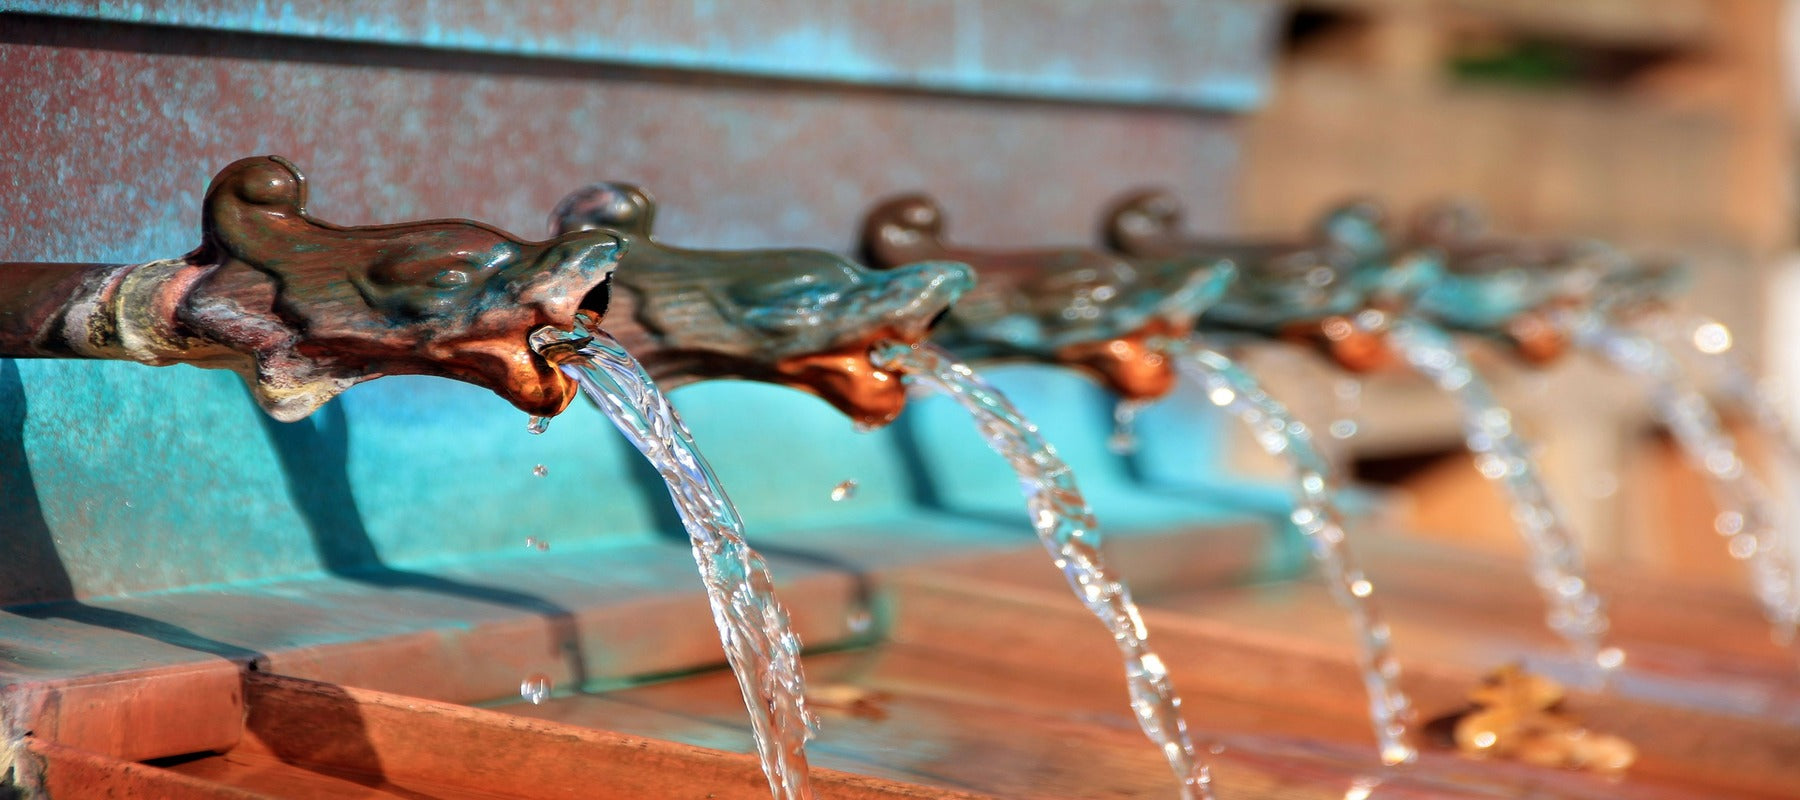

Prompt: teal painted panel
xmin=6 ymin=0 xmax=1279 ymax=111
xmin=12 ymin=359 xmax=320 ymax=600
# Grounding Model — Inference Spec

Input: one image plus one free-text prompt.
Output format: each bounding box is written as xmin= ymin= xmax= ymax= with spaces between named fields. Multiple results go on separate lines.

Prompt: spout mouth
xmin=768 ymin=260 xmax=971 ymax=428
xmin=1505 ymin=311 xmax=1572 ymax=365
xmin=1302 ymin=314 xmax=1397 ymax=373
xmin=774 ymin=332 xmax=909 ymax=428
xmin=436 ymin=232 xmax=625 ymax=419
xmin=872 ymin=260 xmax=976 ymax=343
xmin=1053 ymin=319 xmax=1185 ymax=401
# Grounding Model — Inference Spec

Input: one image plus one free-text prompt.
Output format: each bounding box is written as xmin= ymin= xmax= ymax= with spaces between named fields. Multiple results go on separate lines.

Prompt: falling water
xmin=1109 ymin=398 xmax=1151 ymax=455
xmin=1388 ymin=318 xmax=1613 ymax=674
xmin=871 ymin=341 xmax=1212 ymax=800
xmin=1574 ymin=315 xmax=1800 ymax=643
xmin=532 ymin=317 xmax=816 ymax=800
xmin=1164 ymin=339 xmax=1416 ymax=766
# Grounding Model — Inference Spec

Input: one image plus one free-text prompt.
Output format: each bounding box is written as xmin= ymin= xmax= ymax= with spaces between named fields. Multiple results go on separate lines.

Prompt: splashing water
xmin=1573 ymin=315 xmax=1799 ymax=643
xmin=1165 ymin=340 xmax=1416 ymax=766
xmin=871 ymin=341 xmax=1212 ymax=800
xmin=533 ymin=319 xmax=816 ymax=800
xmin=1659 ymin=313 xmax=1800 ymax=632
xmin=1388 ymin=318 xmax=1612 ymax=674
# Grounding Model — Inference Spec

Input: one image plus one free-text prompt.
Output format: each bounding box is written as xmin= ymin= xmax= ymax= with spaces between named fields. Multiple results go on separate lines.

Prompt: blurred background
xmin=1215 ymin=0 xmax=1795 ymax=590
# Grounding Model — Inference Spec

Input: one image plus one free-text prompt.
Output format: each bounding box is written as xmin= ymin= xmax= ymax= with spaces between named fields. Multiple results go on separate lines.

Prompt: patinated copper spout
xmin=858 ymin=193 xmax=1233 ymax=401
xmin=551 ymin=183 xmax=973 ymax=428
xmin=1102 ymin=189 xmax=1429 ymax=373
xmin=0 ymin=156 xmax=623 ymax=421
xmin=1406 ymin=201 xmax=1687 ymax=365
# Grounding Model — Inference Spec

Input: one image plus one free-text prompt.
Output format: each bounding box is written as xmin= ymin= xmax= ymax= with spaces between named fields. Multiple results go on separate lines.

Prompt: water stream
xmin=1164 ymin=339 xmax=1416 ymax=766
xmin=871 ymin=341 xmax=1212 ymax=800
xmin=1573 ymin=314 xmax=1800 ymax=643
xmin=532 ymin=317 xmax=816 ymax=800
xmin=1388 ymin=317 xmax=1614 ymax=675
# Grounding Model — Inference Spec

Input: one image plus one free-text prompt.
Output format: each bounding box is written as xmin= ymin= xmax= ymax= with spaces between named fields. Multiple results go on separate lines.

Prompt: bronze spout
xmin=0 ymin=156 xmax=623 ymax=421
xmin=1102 ymin=188 xmax=1410 ymax=373
xmin=859 ymin=193 xmax=1232 ymax=402
xmin=551 ymin=183 xmax=972 ymax=428
xmin=1406 ymin=201 xmax=1683 ymax=363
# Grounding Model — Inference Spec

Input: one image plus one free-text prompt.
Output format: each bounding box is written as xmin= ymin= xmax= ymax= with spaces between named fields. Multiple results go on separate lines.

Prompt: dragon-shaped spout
xmin=0 ymin=156 xmax=622 ymax=421
xmin=1407 ymin=201 xmax=1689 ymax=363
xmin=859 ymin=193 xmax=1233 ymax=401
xmin=551 ymin=182 xmax=972 ymax=428
xmin=1102 ymin=189 xmax=1434 ymax=373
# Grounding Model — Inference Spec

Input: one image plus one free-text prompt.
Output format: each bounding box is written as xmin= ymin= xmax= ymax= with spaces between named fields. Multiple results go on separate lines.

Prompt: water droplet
xmin=1704 ymin=450 xmax=1740 ymax=478
xmin=1729 ymin=532 xmax=1758 ymax=559
xmin=1207 ymin=742 xmax=1227 ymax=755
xmin=527 ymin=415 xmax=550 ymax=435
xmin=1328 ymin=419 xmax=1359 ymax=439
xmin=526 ymin=536 xmax=550 ymax=552
xmin=1108 ymin=400 xmax=1146 ymax=455
xmin=1350 ymin=579 xmax=1373 ymax=598
xmin=1715 ymin=511 xmax=1746 ymax=536
xmin=1346 ymin=776 xmax=1383 ymax=800
xmin=1595 ymin=646 xmax=1626 ymax=671
xmin=829 ymin=480 xmax=858 ymax=502
xmin=1693 ymin=322 xmax=1733 ymax=355
xmin=1106 ymin=431 xmax=1138 ymax=455
xmin=532 ymin=464 xmax=548 ymax=478
xmin=852 ymin=420 xmax=877 ymax=434
xmin=520 ymin=674 xmax=552 ymax=704
xmin=846 ymin=609 xmax=873 ymax=634
xmin=1208 ymin=386 xmax=1236 ymax=407
xmin=1380 ymin=742 xmax=1417 ymax=766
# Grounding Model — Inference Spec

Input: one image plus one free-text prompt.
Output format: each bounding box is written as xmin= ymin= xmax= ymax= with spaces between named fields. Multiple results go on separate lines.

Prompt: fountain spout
xmin=1406 ymin=201 xmax=1686 ymax=364
xmin=858 ymin=193 xmax=1233 ymax=401
xmin=551 ymin=183 xmax=972 ymax=428
xmin=1102 ymin=189 xmax=1437 ymax=373
xmin=0 ymin=156 xmax=624 ymax=422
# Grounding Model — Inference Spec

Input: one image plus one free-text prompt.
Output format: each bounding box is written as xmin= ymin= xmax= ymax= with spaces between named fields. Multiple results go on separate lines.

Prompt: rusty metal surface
xmin=4 ymin=1 xmax=1279 ymax=111
xmin=0 ymin=13 xmax=1250 ymax=603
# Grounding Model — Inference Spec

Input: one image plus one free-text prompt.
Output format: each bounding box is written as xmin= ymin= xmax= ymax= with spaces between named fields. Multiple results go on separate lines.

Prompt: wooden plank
xmin=884 ymin=569 xmax=1800 ymax=799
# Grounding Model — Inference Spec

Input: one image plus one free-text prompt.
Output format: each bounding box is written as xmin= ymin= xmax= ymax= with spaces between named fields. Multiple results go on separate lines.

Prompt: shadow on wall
xmin=0 ymin=360 xmax=262 ymax=662
xmin=254 ymin=397 xmax=594 ymax=689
